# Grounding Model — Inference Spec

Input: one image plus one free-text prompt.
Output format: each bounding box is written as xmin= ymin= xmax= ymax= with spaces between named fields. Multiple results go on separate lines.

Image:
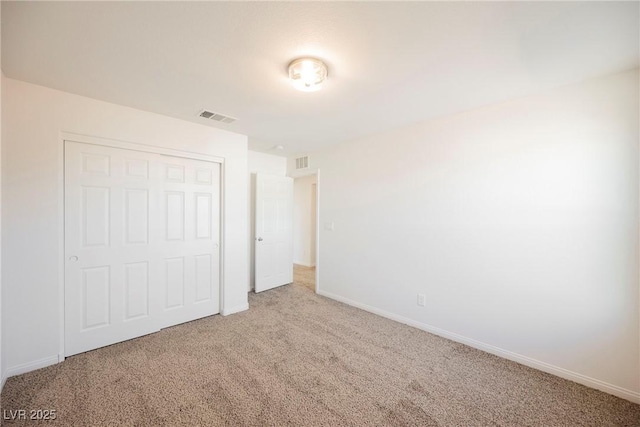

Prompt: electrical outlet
xmin=417 ymin=294 xmax=426 ymax=307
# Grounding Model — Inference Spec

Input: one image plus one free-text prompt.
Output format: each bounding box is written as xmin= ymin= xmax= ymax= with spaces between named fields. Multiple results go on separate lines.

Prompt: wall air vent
xmin=295 ymin=156 xmax=309 ymax=170
xmin=198 ymin=109 xmax=237 ymax=124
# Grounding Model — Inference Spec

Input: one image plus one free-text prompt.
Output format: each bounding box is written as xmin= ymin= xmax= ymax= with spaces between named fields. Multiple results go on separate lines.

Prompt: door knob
xmin=256 ymin=237 xmax=263 ymax=242
xmin=69 ymin=256 xmax=79 ymax=262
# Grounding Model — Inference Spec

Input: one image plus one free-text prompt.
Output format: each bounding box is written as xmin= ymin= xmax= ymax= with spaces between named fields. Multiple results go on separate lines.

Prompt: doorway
xmin=292 ymin=173 xmax=318 ymax=292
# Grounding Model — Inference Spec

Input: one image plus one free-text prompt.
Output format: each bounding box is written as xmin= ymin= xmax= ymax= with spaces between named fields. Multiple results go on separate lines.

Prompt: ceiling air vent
xmin=198 ymin=109 xmax=237 ymax=124
xmin=295 ymin=156 xmax=309 ymax=170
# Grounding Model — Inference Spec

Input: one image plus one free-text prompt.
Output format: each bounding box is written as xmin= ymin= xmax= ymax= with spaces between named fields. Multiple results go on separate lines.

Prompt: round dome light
xmin=288 ymin=58 xmax=328 ymax=92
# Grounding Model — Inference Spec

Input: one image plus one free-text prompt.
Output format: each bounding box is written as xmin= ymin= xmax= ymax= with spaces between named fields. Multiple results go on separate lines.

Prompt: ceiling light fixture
xmin=288 ymin=58 xmax=328 ymax=92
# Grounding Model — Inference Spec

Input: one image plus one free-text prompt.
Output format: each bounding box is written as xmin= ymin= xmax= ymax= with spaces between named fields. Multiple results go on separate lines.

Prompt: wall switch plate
xmin=417 ymin=294 xmax=426 ymax=307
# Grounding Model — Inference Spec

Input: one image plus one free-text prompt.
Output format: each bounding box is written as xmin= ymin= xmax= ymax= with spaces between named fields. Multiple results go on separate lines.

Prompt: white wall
xmin=0 ymin=4 xmax=4 ymax=390
xmin=293 ymin=174 xmax=317 ymax=267
xmin=2 ymin=78 xmax=249 ymax=377
xmin=247 ymin=150 xmax=287 ymax=290
xmin=288 ymin=69 xmax=640 ymax=402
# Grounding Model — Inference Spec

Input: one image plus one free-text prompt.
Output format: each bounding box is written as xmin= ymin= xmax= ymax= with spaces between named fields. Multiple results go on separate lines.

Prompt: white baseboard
xmin=4 ymin=355 xmax=60 ymax=383
xmin=221 ymin=303 xmax=249 ymax=316
xmin=317 ymin=290 xmax=640 ymax=404
xmin=1 ymin=369 xmax=7 ymax=392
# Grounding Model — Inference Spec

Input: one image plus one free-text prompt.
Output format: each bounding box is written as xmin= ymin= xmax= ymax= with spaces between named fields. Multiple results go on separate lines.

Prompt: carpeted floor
xmin=1 ymin=266 xmax=639 ymax=426
xmin=293 ymin=264 xmax=316 ymax=292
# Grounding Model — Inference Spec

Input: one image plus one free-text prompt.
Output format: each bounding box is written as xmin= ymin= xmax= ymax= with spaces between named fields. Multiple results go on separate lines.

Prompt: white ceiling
xmin=2 ymin=2 xmax=638 ymax=156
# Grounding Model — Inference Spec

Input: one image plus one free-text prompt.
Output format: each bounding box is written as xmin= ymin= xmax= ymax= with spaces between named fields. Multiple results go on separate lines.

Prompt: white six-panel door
xmin=65 ymin=141 xmax=220 ymax=356
xmin=157 ymin=154 xmax=221 ymax=328
xmin=255 ymin=173 xmax=293 ymax=293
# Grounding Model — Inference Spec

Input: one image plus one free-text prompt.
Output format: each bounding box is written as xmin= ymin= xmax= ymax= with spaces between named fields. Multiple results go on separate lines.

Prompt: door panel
xmin=82 ymin=186 xmax=110 ymax=247
xmin=65 ymin=141 xmax=221 ymax=356
xmin=165 ymin=257 xmax=185 ymax=309
xmin=165 ymin=191 xmax=185 ymax=240
xmin=81 ymin=266 xmax=111 ymax=329
xmin=255 ymin=173 xmax=293 ymax=293
xmin=124 ymin=261 xmax=149 ymax=320
xmin=124 ymin=189 xmax=149 ymax=244
xmin=195 ymin=254 xmax=213 ymax=302
xmin=157 ymin=155 xmax=221 ymax=328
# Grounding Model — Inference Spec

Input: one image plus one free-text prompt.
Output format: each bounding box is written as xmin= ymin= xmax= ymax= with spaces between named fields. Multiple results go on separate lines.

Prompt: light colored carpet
xmin=293 ymin=264 xmax=315 ymax=292
xmin=1 ymin=269 xmax=639 ymax=426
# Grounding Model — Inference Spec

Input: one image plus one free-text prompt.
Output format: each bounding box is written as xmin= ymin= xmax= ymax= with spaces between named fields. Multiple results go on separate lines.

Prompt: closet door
xmin=64 ymin=141 xmax=220 ymax=356
xmin=157 ymin=154 xmax=221 ymax=328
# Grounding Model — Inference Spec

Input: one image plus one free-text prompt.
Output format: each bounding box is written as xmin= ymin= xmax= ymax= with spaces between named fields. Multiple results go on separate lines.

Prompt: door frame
xmin=58 ymin=132 xmax=225 ymax=360
xmin=289 ymin=169 xmax=321 ymax=294
xmin=314 ymin=170 xmax=320 ymax=294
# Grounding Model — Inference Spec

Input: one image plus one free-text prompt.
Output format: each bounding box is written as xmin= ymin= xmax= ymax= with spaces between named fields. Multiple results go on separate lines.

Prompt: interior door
xmin=255 ymin=173 xmax=293 ymax=292
xmin=157 ymin=154 xmax=221 ymax=328
xmin=65 ymin=141 xmax=220 ymax=356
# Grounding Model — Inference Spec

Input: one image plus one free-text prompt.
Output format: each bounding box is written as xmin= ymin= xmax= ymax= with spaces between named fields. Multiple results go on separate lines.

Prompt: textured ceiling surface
xmin=2 ymin=2 xmax=638 ymax=155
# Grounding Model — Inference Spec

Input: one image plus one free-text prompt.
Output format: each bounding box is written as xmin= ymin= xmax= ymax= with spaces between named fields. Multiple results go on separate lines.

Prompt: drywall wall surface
xmin=2 ymin=78 xmax=249 ymax=374
xmin=248 ymin=150 xmax=287 ymax=175
xmin=293 ymin=174 xmax=317 ymax=267
xmin=0 ymin=4 xmax=4 ymax=390
xmin=288 ymin=69 xmax=640 ymax=399
xmin=248 ymin=150 xmax=287 ymax=290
